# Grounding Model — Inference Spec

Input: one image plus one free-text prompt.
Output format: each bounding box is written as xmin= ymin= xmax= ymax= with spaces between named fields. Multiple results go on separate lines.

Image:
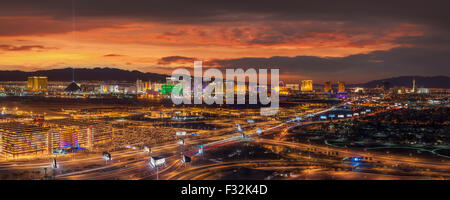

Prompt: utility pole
xmin=44 ymin=168 xmax=47 ymax=180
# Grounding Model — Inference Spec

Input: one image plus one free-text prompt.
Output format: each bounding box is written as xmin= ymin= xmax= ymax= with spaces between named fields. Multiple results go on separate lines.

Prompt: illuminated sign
xmin=197 ymin=145 xmax=204 ymax=154
xmin=53 ymin=148 xmax=66 ymax=155
xmin=103 ymin=152 xmax=112 ymax=161
xmin=176 ymin=131 xmax=187 ymax=136
xmin=159 ymin=84 xmax=183 ymax=95
xmin=182 ymin=155 xmax=191 ymax=163
xmin=236 ymin=124 xmax=242 ymax=132
xmin=150 ymin=157 xmax=166 ymax=167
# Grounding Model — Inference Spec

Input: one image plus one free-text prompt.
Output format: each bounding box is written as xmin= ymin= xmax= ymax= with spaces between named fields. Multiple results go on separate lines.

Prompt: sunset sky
xmin=0 ymin=0 xmax=449 ymax=83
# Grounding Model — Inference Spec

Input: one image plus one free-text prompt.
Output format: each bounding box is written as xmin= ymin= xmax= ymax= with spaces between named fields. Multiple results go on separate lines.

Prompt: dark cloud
xmin=162 ymin=30 xmax=187 ymax=37
xmin=0 ymin=1 xmax=448 ymax=25
xmin=103 ymin=54 xmax=125 ymax=57
xmin=205 ymin=47 xmax=450 ymax=83
xmin=0 ymin=1 xmax=448 ymax=46
xmin=0 ymin=1 xmax=448 ymax=48
xmin=0 ymin=44 xmax=53 ymax=51
xmin=0 ymin=0 xmax=449 ymax=80
xmin=394 ymin=29 xmax=450 ymax=50
xmin=158 ymin=56 xmax=196 ymax=65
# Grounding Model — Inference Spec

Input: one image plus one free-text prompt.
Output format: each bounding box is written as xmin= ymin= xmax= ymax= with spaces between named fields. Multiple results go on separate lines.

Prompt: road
xmin=0 ymin=100 xmax=448 ymax=180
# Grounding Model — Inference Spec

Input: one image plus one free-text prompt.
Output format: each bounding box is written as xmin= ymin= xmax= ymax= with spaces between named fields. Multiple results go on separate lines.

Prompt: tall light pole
xmin=156 ymin=166 xmax=159 ymax=180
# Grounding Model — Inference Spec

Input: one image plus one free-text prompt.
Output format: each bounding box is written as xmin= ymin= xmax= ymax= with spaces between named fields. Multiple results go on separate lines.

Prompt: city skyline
xmin=2 ymin=67 xmax=450 ymax=86
xmin=0 ymin=1 xmax=449 ymax=83
xmin=0 ymin=1 xmax=448 ymax=182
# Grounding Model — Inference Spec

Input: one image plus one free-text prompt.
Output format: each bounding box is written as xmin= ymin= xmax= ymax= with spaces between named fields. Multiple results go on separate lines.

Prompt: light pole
xmin=156 ymin=165 xmax=159 ymax=180
xmin=44 ymin=168 xmax=47 ymax=180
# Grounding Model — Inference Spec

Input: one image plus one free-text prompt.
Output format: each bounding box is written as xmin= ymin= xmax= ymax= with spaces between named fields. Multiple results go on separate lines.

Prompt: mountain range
xmin=0 ymin=68 xmax=167 ymax=82
xmin=0 ymin=68 xmax=449 ymax=88
xmin=350 ymin=76 xmax=450 ymax=89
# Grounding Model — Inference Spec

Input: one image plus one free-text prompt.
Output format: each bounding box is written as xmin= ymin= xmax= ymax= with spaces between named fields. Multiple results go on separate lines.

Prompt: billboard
xmin=150 ymin=157 xmax=166 ymax=168
xmin=198 ymin=145 xmax=204 ymax=154
xmin=181 ymin=155 xmax=191 ymax=163
xmin=103 ymin=152 xmax=112 ymax=161
xmin=236 ymin=124 xmax=242 ymax=132
xmin=176 ymin=131 xmax=187 ymax=136
xmin=53 ymin=148 xmax=66 ymax=155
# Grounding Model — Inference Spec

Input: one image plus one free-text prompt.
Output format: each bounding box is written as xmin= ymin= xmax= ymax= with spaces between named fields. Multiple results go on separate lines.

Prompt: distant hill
xmin=0 ymin=68 xmax=448 ymax=89
xmin=0 ymin=67 xmax=167 ymax=82
xmin=353 ymin=76 xmax=450 ymax=89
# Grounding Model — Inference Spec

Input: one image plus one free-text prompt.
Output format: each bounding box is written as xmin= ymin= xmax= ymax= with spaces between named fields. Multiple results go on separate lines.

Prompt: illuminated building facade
xmin=338 ymin=81 xmax=345 ymax=93
xmin=286 ymin=84 xmax=300 ymax=91
xmin=45 ymin=119 xmax=113 ymax=147
xmin=0 ymin=120 xmax=113 ymax=158
xmin=417 ymin=88 xmax=430 ymax=94
xmin=301 ymin=80 xmax=313 ymax=92
xmin=324 ymin=81 xmax=332 ymax=93
xmin=100 ymin=85 xmax=119 ymax=93
xmin=0 ymin=123 xmax=49 ymax=157
xmin=136 ymin=79 xmax=152 ymax=93
xmin=136 ymin=79 xmax=143 ymax=93
xmin=27 ymin=76 xmax=48 ymax=92
xmin=152 ymin=83 xmax=163 ymax=93
xmin=279 ymin=87 xmax=290 ymax=96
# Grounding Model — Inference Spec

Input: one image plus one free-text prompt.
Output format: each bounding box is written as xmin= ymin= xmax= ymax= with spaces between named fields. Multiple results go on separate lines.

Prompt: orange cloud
xmin=0 ymin=16 xmax=430 ymax=74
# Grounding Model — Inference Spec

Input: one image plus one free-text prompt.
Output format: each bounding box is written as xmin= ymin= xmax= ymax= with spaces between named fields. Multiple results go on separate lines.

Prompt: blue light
xmin=351 ymin=157 xmax=363 ymax=162
xmin=352 ymin=162 xmax=360 ymax=167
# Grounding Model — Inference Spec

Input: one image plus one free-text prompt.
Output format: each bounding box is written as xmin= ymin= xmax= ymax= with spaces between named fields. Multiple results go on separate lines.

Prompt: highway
xmin=0 ymin=100 xmax=448 ymax=180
